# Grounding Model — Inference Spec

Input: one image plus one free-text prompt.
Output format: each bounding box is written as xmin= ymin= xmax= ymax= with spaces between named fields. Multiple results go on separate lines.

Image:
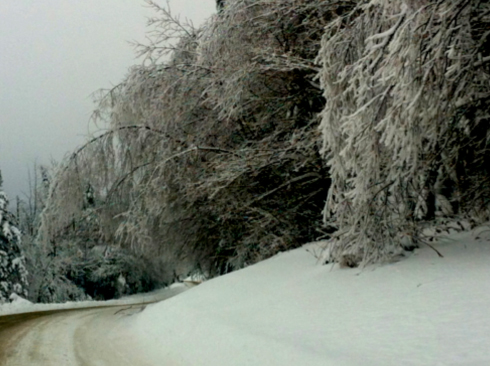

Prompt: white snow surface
xmin=2 ymin=227 xmax=490 ymax=365
xmin=128 ymin=227 xmax=490 ymax=366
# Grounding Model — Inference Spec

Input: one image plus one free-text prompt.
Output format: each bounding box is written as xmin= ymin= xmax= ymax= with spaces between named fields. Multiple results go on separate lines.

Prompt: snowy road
xmin=0 ymin=304 xmax=157 ymax=366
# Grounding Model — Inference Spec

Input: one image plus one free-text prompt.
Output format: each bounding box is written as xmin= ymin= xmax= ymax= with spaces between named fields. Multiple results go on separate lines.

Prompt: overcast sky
xmin=0 ymin=0 xmax=216 ymax=200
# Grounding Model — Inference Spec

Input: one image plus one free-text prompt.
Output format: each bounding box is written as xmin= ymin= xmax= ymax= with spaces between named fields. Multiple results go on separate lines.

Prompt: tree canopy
xmin=33 ymin=0 xmax=490 ymax=301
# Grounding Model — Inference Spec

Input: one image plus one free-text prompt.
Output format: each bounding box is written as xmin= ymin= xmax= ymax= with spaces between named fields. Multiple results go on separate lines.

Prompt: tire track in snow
xmin=0 ymin=306 xmax=155 ymax=366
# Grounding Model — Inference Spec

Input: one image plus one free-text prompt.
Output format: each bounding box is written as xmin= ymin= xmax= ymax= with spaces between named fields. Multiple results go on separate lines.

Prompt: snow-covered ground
xmin=127 ymin=226 xmax=490 ymax=366
xmin=2 ymin=226 xmax=490 ymax=365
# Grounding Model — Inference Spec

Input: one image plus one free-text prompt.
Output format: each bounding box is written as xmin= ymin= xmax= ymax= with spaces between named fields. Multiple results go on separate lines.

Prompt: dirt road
xmin=0 ymin=305 xmax=158 ymax=366
xmin=0 ymin=287 xmax=187 ymax=366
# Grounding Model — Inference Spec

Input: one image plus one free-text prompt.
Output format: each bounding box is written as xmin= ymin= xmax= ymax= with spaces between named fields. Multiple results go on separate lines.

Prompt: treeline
xmin=13 ymin=0 xmax=489 ymax=302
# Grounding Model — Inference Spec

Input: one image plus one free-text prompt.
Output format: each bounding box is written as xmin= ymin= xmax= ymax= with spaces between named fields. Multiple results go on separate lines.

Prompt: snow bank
xmin=0 ymin=283 xmax=187 ymax=316
xmin=131 ymin=227 xmax=490 ymax=366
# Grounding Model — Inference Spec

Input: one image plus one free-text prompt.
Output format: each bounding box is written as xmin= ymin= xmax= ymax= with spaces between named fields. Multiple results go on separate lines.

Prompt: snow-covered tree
xmin=0 ymin=172 xmax=29 ymax=303
xmin=15 ymin=164 xmax=50 ymax=237
xmin=39 ymin=0 xmax=338 ymax=279
xmin=216 ymin=0 xmax=225 ymax=12
xmin=318 ymin=0 xmax=490 ymax=266
xmin=32 ymin=0 xmax=490 ymax=280
xmin=14 ymin=164 xmax=51 ymax=301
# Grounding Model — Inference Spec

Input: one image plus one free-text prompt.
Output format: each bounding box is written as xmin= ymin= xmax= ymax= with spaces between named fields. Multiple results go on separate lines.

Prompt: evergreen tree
xmin=0 ymin=171 xmax=29 ymax=303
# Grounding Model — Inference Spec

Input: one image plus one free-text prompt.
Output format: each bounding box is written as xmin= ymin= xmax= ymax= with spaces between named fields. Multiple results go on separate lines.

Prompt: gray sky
xmin=0 ymin=0 xmax=215 ymax=200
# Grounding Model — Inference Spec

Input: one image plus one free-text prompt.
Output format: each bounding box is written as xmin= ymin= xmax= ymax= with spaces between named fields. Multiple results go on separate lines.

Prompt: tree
xmin=0 ymin=171 xmax=29 ymax=303
xmin=39 ymin=0 xmax=338 ymax=281
xmin=16 ymin=164 xmax=49 ymax=237
xmin=318 ymin=0 xmax=490 ymax=266
xmin=216 ymin=0 xmax=225 ymax=12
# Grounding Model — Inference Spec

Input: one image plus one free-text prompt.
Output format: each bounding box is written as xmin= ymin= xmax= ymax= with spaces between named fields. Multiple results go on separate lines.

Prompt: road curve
xmin=0 ymin=304 xmax=159 ymax=366
xmin=0 ymin=287 xmax=188 ymax=366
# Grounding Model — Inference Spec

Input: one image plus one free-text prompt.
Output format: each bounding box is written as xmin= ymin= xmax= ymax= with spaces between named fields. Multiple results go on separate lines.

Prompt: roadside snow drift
xmin=130 ymin=227 xmax=490 ymax=366
xmin=0 ymin=283 xmax=187 ymax=316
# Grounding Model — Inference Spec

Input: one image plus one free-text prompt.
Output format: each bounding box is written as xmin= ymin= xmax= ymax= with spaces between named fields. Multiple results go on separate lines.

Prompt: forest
xmin=1 ymin=0 xmax=489 ymax=303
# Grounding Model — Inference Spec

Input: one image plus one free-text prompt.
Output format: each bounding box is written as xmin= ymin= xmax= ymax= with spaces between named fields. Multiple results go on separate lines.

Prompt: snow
xmin=127 ymin=226 xmax=490 ymax=366
xmin=3 ymin=226 xmax=490 ymax=365
xmin=8 ymin=292 xmax=32 ymax=305
xmin=0 ymin=283 xmax=187 ymax=316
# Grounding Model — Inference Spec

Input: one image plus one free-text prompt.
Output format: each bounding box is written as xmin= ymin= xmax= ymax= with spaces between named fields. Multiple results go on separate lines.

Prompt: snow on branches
xmin=0 ymin=189 xmax=28 ymax=303
xmin=318 ymin=0 xmax=490 ymax=265
xmin=39 ymin=0 xmax=490 ymax=275
xmin=40 ymin=0 xmax=337 ymax=276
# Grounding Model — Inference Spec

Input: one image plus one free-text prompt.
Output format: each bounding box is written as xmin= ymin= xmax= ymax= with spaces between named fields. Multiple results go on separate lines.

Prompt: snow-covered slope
xmin=130 ymin=227 xmax=490 ymax=366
